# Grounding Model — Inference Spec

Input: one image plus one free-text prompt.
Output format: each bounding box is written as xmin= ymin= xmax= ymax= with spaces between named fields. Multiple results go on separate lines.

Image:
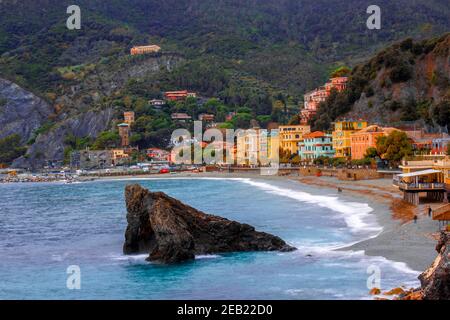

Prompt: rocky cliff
xmin=0 ymin=78 xmax=54 ymax=143
xmin=123 ymin=184 xmax=296 ymax=264
xmin=1 ymin=52 xmax=183 ymax=169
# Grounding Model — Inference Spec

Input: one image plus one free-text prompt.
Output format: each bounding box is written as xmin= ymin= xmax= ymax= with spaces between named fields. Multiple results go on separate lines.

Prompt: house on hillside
xmin=171 ymin=113 xmax=192 ymax=122
xmin=130 ymin=45 xmax=161 ymax=55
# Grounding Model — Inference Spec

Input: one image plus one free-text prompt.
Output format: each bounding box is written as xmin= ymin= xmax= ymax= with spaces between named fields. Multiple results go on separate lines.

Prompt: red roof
xmin=303 ymin=131 xmax=326 ymax=139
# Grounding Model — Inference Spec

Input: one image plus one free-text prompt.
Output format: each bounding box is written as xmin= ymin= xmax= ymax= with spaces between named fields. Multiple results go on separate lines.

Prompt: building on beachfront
xmin=117 ymin=123 xmax=130 ymax=147
xmin=279 ymin=125 xmax=311 ymax=155
xmin=164 ymin=90 xmax=197 ymax=102
xmin=236 ymin=128 xmax=277 ymax=166
xmin=395 ymin=157 xmax=450 ymax=205
xmin=111 ymin=149 xmax=130 ymax=166
xmin=146 ymin=148 xmax=170 ymax=162
xmin=350 ymin=125 xmax=400 ymax=160
xmin=130 ymin=45 xmax=161 ymax=55
xmin=431 ymin=134 xmax=450 ymax=155
xmin=432 ymin=203 xmax=450 ymax=231
xmin=298 ymin=131 xmax=335 ymax=161
xmin=300 ymin=77 xmax=348 ymax=124
xmin=403 ymin=130 xmax=449 ymax=154
xmin=123 ymin=111 xmax=135 ymax=125
xmin=332 ymin=120 xmax=368 ymax=158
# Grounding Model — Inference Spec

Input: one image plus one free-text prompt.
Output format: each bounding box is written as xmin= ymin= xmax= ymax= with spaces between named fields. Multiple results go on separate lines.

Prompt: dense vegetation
xmin=0 ymin=0 xmax=449 ymax=163
xmin=0 ymin=135 xmax=27 ymax=165
xmin=311 ymin=34 xmax=450 ymax=131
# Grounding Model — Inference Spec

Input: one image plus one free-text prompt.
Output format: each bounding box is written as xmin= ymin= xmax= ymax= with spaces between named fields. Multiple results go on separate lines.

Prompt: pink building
xmin=300 ymin=77 xmax=348 ymax=124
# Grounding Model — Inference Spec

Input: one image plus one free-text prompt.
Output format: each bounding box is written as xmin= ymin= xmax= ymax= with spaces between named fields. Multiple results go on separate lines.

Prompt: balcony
xmin=396 ymin=181 xmax=445 ymax=191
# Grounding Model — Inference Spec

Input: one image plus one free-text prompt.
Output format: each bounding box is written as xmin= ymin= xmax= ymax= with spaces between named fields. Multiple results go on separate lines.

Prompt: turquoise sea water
xmin=0 ymin=177 xmax=419 ymax=299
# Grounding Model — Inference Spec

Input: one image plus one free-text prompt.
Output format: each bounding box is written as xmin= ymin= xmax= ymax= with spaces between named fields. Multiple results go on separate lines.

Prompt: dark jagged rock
xmin=123 ymin=184 xmax=296 ymax=264
xmin=419 ymin=232 xmax=450 ymax=300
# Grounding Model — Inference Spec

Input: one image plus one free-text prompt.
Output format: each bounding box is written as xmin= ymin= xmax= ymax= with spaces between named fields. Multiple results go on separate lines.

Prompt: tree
xmin=376 ymin=131 xmax=413 ymax=165
xmin=92 ymin=131 xmax=121 ymax=150
xmin=364 ymin=147 xmax=379 ymax=159
xmin=331 ymin=66 xmax=351 ymax=78
xmin=288 ymin=114 xmax=301 ymax=125
xmin=0 ymin=134 xmax=27 ymax=165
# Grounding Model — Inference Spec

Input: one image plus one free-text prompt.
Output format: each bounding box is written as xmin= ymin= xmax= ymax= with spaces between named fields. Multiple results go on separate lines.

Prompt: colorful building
xmin=111 ymin=149 xmax=130 ymax=165
xmin=300 ymin=77 xmax=348 ymax=124
xmin=164 ymin=90 xmax=197 ymax=102
xmin=236 ymin=128 xmax=276 ymax=166
xmin=332 ymin=120 xmax=368 ymax=158
xmin=431 ymin=134 xmax=450 ymax=155
xmin=123 ymin=111 xmax=135 ymax=125
xmin=395 ymin=157 xmax=450 ymax=204
xmin=117 ymin=123 xmax=130 ymax=147
xmin=146 ymin=148 xmax=170 ymax=161
xmin=130 ymin=45 xmax=161 ymax=55
xmin=350 ymin=125 xmax=399 ymax=160
xmin=279 ymin=125 xmax=311 ymax=155
xmin=298 ymin=131 xmax=334 ymax=161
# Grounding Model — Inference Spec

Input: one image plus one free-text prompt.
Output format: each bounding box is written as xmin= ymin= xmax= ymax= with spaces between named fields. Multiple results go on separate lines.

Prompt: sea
xmin=0 ymin=177 xmax=420 ymax=299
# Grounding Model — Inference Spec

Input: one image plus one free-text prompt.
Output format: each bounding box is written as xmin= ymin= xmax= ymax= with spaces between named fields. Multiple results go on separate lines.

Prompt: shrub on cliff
xmin=0 ymin=134 xmax=27 ymax=165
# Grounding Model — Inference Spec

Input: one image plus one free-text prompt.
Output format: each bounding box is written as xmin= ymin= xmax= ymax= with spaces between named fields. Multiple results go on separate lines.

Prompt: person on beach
xmin=413 ymin=215 xmax=418 ymax=223
xmin=427 ymin=206 xmax=432 ymax=217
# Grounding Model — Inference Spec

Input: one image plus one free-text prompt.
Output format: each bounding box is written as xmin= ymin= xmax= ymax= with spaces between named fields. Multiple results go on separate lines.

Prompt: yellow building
xmin=236 ymin=128 xmax=278 ymax=166
xmin=279 ymin=125 xmax=310 ymax=155
xmin=332 ymin=120 xmax=368 ymax=158
xmin=111 ymin=149 xmax=130 ymax=165
xmin=267 ymin=130 xmax=280 ymax=163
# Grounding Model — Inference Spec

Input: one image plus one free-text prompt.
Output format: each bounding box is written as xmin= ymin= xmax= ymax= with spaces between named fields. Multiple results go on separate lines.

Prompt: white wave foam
xmin=239 ymin=179 xmax=382 ymax=237
xmin=109 ymin=254 xmax=149 ymax=262
xmin=195 ymin=254 xmax=221 ymax=260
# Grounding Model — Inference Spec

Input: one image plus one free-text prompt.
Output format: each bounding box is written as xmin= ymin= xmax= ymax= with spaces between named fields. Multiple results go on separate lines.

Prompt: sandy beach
xmin=95 ymin=171 xmax=440 ymax=272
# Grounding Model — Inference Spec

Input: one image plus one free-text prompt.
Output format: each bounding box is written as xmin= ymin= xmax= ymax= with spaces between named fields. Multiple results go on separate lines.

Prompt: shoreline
xmin=3 ymin=171 xmax=438 ymax=274
xmin=99 ymin=172 xmax=438 ymax=272
xmin=94 ymin=171 xmax=438 ymax=271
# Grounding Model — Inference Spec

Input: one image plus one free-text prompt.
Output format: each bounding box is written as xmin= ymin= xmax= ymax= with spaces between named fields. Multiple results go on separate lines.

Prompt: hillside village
xmin=60 ymin=56 xmax=449 ymax=173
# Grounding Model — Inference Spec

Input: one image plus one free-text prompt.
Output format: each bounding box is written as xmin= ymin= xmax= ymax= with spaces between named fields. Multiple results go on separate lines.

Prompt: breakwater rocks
xmin=123 ymin=184 xmax=296 ymax=264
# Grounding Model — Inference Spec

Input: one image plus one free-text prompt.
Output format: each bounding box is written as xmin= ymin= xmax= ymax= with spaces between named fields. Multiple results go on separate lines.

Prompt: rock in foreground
xmin=123 ymin=184 xmax=296 ymax=263
xmin=419 ymin=232 xmax=450 ymax=300
xmin=397 ymin=232 xmax=450 ymax=300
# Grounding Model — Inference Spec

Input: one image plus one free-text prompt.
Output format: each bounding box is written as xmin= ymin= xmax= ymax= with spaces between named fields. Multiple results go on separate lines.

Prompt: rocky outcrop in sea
xmin=123 ymin=184 xmax=296 ymax=264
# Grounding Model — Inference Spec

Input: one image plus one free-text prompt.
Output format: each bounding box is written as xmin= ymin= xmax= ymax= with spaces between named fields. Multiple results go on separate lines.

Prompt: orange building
xmin=124 ymin=111 xmax=135 ymax=125
xmin=118 ymin=123 xmax=130 ymax=147
xmin=130 ymin=45 xmax=161 ymax=55
xmin=164 ymin=90 xmax=197 ymax=102
xmin=350 ymin=125 xmax=399 ymax=160
xmin=301 ymin=77 xmax=348 ymax=124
